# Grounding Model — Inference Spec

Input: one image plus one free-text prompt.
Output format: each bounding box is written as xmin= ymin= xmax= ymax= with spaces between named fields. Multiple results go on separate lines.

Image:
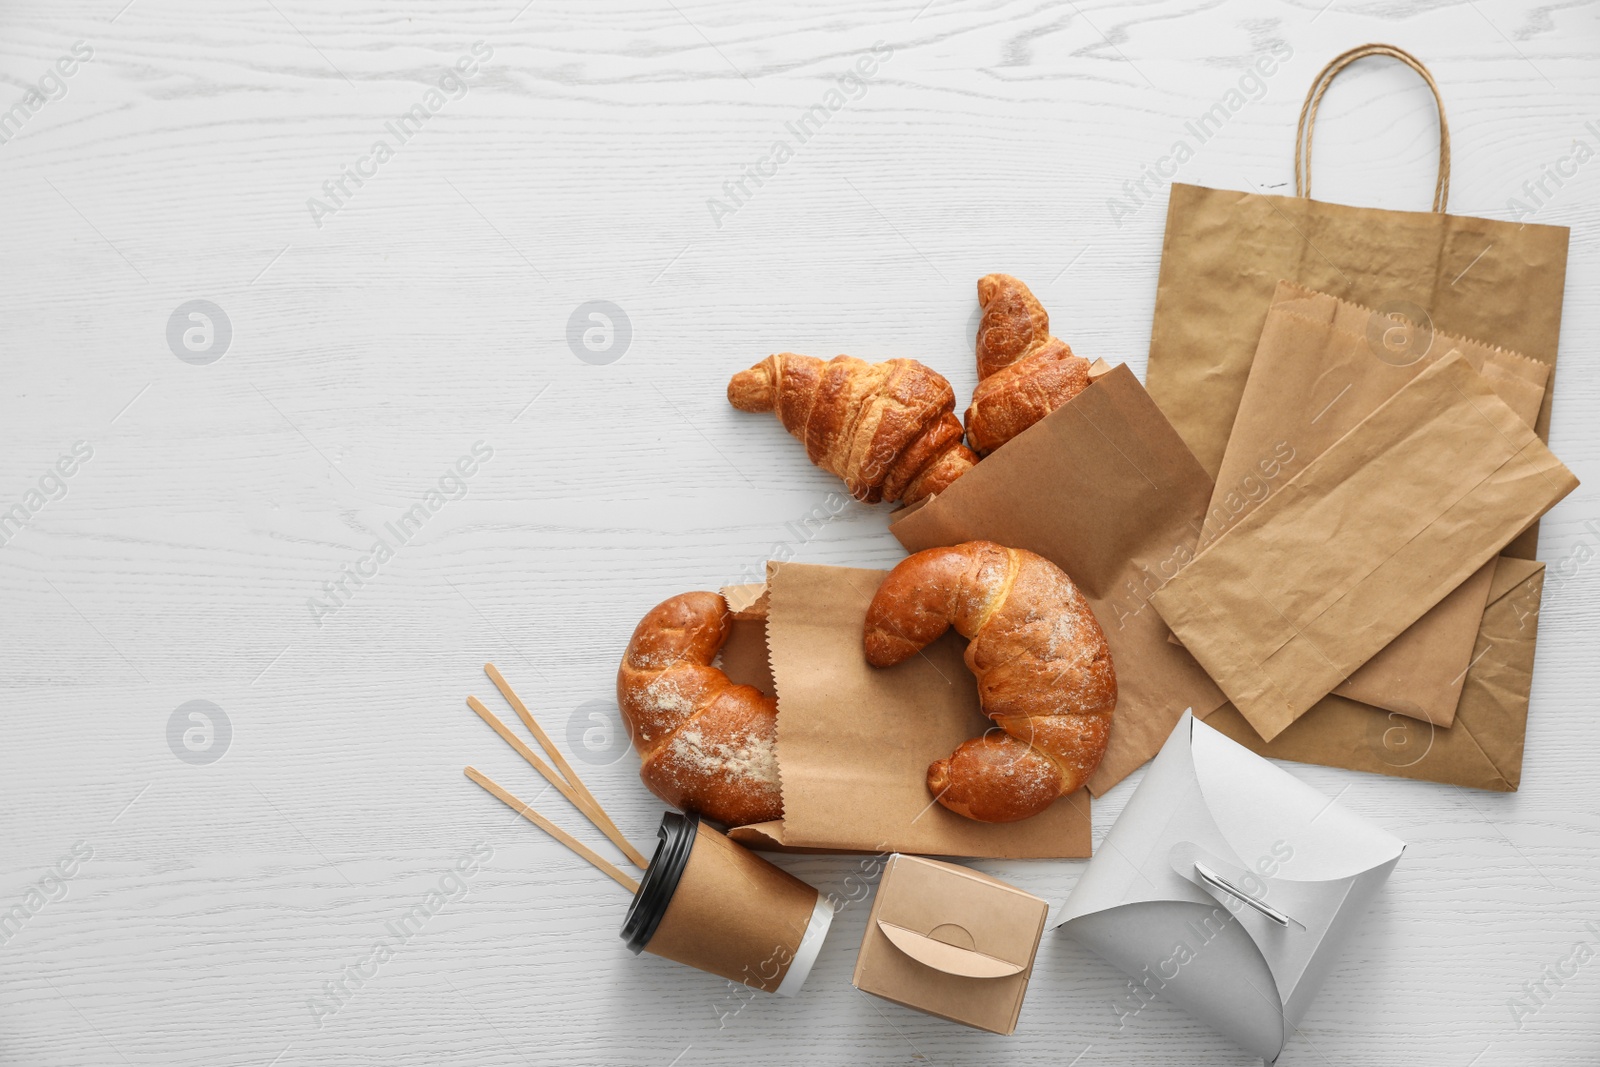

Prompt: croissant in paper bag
xmin=966 ymin=274 xmax=1092 ymax=454
xmin=728 ymin=353 xmax=978 ymax=504
xmin=617 ymin=592 xmax=783 ymax=826
xmin=864 ymin=541 xmax=1116 ymax=822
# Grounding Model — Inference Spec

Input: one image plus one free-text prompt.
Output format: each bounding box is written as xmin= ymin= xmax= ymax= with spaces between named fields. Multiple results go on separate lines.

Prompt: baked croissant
xmin=966 ymin=274 xmax=1092 ymax=455
xmin=728 ymin=353 xmax=978 ymax=505
xmin=617 ymin=592 xmax=783 ymax=827
xmin=864 ymin=541 xmax=1116 ymax=822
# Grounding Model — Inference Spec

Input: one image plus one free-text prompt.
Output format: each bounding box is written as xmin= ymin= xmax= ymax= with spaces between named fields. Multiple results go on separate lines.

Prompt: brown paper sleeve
xmin=1204 ymin=282 xmax=1549 ymax=726
xmin=889 ymin=365 xmax=1225 ymax=794
xmin=1153 ymin=354 xmax=1576 ymax=741
xmin=762 ymin=561 xmax=1091 ymax=858
xmin=1203 ymin=557 xmax=1544 ymax=790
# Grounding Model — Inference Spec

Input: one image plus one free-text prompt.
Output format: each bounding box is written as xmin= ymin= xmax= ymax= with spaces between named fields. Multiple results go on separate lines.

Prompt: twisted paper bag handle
xmin=1294 ymin=43 xmax=1451 ymax=213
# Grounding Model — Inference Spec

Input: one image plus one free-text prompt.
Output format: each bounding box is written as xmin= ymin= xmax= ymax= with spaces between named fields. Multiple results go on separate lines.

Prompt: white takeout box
xmin=1056 ymin=711 xmax=1405 ymax=1062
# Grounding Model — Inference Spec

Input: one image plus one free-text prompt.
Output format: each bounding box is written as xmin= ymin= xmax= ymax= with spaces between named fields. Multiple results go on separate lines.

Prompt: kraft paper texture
xmin=1204 ymin=556 xmax=1546 ymax=790
xmin=726 ymin=562 xmax=1091 ymax=858
xmin=1146 ymin=182 xmax=1569 ymax=556
xmin=1203 ymin=282 xmax=1549 ymax=725
xmin=889 ymin=365 xmax=1226 ymax=794
xmin=1151 ymin=353 xmax=1577 ymax=742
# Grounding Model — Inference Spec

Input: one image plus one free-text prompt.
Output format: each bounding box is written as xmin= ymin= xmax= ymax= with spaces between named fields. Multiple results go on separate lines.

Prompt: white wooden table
xmin=3 ymin=1 xmax=1597 ymax=1063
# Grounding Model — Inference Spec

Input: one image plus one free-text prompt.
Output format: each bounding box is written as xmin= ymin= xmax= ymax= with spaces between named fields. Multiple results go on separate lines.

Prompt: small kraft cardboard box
xmin=852 ymin=854 xmax=1048 ymax=1035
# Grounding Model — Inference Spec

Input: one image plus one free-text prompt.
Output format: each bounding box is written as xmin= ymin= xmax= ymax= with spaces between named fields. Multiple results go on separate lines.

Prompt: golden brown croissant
xmin=728 ymin=353 xmax=978 ymax=504
xmin=617 ymin=592 xmax=782 ymax=826
xmin=863 ymin=541 xmax=1116 ymax=822
xmin=966 ymin=274 xmax=1092 ymax=455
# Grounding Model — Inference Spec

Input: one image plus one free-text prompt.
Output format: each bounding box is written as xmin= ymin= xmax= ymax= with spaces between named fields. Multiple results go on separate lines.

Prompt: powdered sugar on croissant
xmin=617 ymin=592 xmax=782 ymax=826
xmin=729 ymin=353 xmax=978 ymax=504
xmin=863 ymin=541 xmax=1116 ymax=822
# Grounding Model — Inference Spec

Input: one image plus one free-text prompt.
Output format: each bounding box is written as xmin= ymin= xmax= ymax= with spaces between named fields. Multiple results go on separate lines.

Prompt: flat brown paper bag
xmin=890 ymin=364 xmax=1225 ymax=795
xmin=1152 ymin=353 xmax=1577 ymax=741
xmin=1205 ymin=282 xmax=1549 ymax=726
xmin=724 ymin=562 xmax=1091 ymax=859
xmin=1204 ymin=555 xmax=1545 ymax=791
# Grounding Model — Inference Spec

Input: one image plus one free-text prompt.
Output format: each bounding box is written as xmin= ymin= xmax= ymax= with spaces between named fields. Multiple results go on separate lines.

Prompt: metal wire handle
xmin=1193 ymin=861 xmax=1292 ymax=927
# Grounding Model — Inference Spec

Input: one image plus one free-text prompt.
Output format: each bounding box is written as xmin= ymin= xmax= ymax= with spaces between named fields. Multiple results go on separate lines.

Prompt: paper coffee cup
xmin=621 ymin=811 xmax=832 ymax=995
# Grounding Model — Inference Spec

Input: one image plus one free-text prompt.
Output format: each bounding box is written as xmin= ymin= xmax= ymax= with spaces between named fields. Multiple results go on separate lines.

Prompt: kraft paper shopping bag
xmin=1145 ymin=43 xmax=1569 ymax=569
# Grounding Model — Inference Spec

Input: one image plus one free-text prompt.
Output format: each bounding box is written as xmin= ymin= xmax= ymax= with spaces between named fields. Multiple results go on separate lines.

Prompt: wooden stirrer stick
xmin=482 ymin=663 xmax=647 ymax=869
xmin=466 ymin=766 xmax=639 ymax=894
xmin=466 ymin=695 xmax=651 ymax=869
xmin=485 ymin=663 xmax=589 ymax=788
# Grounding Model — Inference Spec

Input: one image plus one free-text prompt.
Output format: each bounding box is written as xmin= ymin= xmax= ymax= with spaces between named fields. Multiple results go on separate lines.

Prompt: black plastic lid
xmin=620 ymin=810 xmax=700 ymax=954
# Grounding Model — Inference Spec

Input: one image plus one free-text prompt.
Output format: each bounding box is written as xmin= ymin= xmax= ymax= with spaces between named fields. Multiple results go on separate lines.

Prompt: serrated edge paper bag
xmin=1151 ymin=352 xmax=1577 ymax=741
xmin=1204 ymin=555 xmax=1547 ymax=790
xmin=1204 ymin=282 xmax=1550 ymax=726
xmin=889 ymin=364 xmax=1226 ymax=795
xmin=725 ymin=560 xmax=1091 ymax=859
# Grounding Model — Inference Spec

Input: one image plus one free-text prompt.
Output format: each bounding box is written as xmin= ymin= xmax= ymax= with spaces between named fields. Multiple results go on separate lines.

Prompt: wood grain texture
xmin=1 ymin=0 xmax=1598 ymax=1063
